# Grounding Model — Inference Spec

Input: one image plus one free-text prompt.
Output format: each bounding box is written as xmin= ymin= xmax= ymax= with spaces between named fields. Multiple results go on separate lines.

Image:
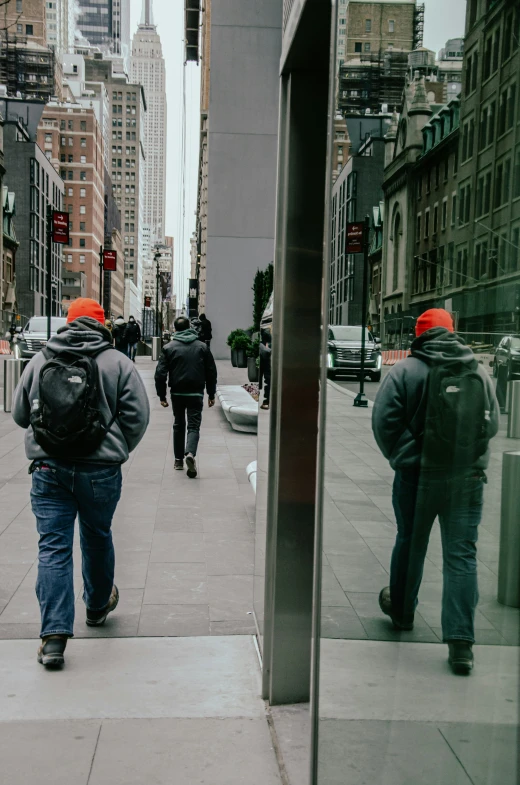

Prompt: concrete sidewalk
xmin=0 ymin=359 xmax=257 ymax=639
xmin=0 ymin=358 xmax=285 ymax=785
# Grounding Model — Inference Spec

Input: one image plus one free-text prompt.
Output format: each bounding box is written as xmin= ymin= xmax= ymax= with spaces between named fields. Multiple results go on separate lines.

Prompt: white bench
xmin=217 ymin=385 xmax=258 ymax=433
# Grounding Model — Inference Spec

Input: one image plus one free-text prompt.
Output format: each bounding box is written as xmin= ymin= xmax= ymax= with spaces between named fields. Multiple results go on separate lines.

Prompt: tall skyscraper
xmin=76 ymin=0 xmax=131 ymax=60
xmin=131 ymin=0 xmax=167 ymax=244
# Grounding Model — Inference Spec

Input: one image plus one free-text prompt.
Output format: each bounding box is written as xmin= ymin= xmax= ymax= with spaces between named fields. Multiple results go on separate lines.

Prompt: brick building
xmin=3 ymin=0 xmax=47 ymax=47
xmin=38 ymin=104 xmax=105 ymax=305
xmin=454 ymin=0 xmax=520 ymax=333
xmin=337 ymin=0 xmax=420 ymax=115
xmin=3 ymin=119 xmax=64 ymax=319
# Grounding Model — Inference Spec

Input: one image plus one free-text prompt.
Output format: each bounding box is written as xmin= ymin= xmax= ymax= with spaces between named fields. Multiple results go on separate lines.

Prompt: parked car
xmin=493 ymin=335 xmax=520 ymax=380
xmin=327 ymin=325 xmax=382 ymax=382
xmin=14 ymin=316 xmax=67 ymax=359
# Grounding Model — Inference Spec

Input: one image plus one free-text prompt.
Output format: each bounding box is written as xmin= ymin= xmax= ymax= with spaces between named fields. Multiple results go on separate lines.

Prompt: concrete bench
xmin=217 ymin=385 xmax=258 ymax=433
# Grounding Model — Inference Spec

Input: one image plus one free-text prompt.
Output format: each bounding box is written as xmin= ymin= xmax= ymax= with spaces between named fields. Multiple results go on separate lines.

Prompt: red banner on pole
xmin=346 ymin=222 xmax=365 ymax=254
xmin=52 ymin=211 xmax=70 ymax=244
xmin=103 ymin=250 xmax=117 ymax=271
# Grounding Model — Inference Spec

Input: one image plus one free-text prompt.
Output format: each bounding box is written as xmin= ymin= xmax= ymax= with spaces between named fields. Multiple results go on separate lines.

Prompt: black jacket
xmin=125 ymin=321 xmax=141 ymax=344
xmin=155 ymin=331 xmax=218 ymax=399
xmin=112 ymin=320 xmax=127 ymax=349
xmin=199 ymin=318 xmax=212 ymax=341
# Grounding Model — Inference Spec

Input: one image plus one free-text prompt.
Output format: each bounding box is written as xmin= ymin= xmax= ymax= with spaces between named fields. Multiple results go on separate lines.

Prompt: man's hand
xmin=208 ymin=398 xmax=215 ymax=408
xmin=160 ymin=399 xmax=169 ymax=408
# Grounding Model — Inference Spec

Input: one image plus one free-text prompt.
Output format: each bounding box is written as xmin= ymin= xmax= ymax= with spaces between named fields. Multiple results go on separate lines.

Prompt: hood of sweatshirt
xmin=411 ymin=327 xmax=477 ymax=370
xmin=172 ymin=328 xmax=199 ymax=344
xmin=46 ymin=316 xmax=113 ymax=356
xmin=114 ymin=317 xmax=126 ymax=326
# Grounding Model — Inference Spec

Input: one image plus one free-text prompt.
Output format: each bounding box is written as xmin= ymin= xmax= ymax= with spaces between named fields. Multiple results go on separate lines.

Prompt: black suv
xmin=327 ymin=325 xmax=382 ymax=381
xmin=493 ymin=335 xmax=520 ymax=380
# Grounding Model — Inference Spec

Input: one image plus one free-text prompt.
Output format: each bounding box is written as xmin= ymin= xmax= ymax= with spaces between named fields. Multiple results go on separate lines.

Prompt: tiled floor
xmin=0 ymin=359 xmax=258 ymax=639
xmin=321 ymin=382 xmax=520 ymax=646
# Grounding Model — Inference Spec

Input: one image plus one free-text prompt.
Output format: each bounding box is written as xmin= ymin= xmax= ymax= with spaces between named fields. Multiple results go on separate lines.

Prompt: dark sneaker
xmin=448 ymin=641 xmax=474 ymax=675
xmin=186 ymin=453 xmax=197 ymax=479
xmin=37 ymin=635 xmax=67 ymax=668
xmin=260 ymin=402 xmax=270 ymax=410
xmin=174 ymin=459 xmax=184 ymax=471
xmin=86 ymin=585 xmax=119 ymax=627
xmin=379 ymin=587 xmax=414 ymax=631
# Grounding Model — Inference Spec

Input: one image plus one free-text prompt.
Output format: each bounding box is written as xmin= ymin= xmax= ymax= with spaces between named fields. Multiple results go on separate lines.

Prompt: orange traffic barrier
xmin=382 ymin=350 xmax=410 ymax=366
xmin=0 ymin=340 xmax=11 ymax=355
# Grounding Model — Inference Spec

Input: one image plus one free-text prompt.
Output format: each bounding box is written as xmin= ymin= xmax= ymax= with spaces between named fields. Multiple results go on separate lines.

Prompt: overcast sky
xmin=129 ymin=0 xmax=467 ymax=302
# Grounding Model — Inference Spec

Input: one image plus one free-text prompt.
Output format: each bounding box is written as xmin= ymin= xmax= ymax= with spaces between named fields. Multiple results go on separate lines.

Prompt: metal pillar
xmin=498 ymin=451 xmax=520 ymax=607
xmin=3 ymin=358 xmax=24 ymax=412
xmin=507 ymin=380 xmax=520 ymax=438
xmin=262 ymin=0 xmax=332 ymax=706
xmin=151 ymin=336 xmax=161 ymax=361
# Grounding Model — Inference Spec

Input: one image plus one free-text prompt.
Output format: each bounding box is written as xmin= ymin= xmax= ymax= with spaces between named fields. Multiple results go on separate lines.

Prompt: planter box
xmin=231 ymin=348 xmax=238 ymax=367
xmin=247 ymin=357 xmax=259 ymax=382
xmin=236 ymin=348 xmax=247 ymax=368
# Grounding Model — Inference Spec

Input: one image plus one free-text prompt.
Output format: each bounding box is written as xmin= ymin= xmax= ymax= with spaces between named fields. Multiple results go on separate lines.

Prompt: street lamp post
xmin=154 ymin=250 xmax=161 ymax=337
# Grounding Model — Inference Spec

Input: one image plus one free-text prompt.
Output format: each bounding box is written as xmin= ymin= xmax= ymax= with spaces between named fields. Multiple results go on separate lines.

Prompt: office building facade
xmin=130 ymin=0 xmax=167 ymax=244
xmin=76 ymin=0 xmax=131 ymax=60
xmin=3 ymin=119 xmax=64 ymax=318
xmin=191 ymin=0 xmax=282 ymax=357
xmin=38 ymin=104 xmax=105 ymax=305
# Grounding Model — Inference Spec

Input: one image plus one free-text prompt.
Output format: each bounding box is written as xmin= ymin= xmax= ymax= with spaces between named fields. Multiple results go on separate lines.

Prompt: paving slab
xmin=0 ymin=636 xmax=263 ymax=721
xmin=88 ymin=718 xmax=281 ymax=785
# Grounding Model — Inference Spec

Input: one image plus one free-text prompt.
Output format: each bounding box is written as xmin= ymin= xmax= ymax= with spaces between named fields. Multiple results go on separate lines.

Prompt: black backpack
xmin=419 ymin=361 xmax=490 ymax=468
xmin=30 ymin=347 xmax=117 ymax=458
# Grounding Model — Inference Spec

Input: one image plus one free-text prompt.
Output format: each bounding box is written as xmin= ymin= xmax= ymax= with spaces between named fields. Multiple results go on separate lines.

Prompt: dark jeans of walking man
xmin=155 ymin=315 xmax=217 ymax=479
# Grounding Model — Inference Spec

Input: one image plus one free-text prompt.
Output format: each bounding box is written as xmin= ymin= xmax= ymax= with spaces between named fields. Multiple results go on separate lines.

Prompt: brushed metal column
xmin=498 ymin=451 xmax=520 ymax=607
xmin=262 ymin=0 xmax=333 ymax=706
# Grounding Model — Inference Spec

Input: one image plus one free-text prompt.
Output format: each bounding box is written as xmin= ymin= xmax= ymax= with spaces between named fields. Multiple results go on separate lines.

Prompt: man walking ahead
xmin=12 ymin=298 xmax=150 ymax=668
xmin=372 ymin=309 xmax=499 ymax=675
xmin=124 ymin=315 xmax=141 ymax=362
xmin=155 ymin=316 xmax=217 ymax=478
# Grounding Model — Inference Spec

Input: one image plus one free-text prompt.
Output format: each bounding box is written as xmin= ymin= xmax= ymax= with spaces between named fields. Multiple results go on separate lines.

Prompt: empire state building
xmin=131 ymin=0 xmax=167 ymax=244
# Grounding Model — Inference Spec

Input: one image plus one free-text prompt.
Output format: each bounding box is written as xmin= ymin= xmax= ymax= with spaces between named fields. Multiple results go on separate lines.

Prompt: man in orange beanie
xmin=372 ymin=308 xmax=499 ymax=675
xmin=12 ymin=297 xmax=150 ymax=668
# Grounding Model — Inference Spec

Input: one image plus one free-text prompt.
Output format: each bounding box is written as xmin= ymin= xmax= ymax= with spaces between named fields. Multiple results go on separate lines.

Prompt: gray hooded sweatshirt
xmin=12 ymin=316 xmax=150 ymax=464
xmin=372 ymin=327 xmax=499 ymax=470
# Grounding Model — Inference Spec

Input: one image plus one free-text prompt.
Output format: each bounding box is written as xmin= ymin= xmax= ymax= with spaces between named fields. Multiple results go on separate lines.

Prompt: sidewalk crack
xmin=86 ymin=722 xmax=103 ymax=785
xmin=437 ymin=727 xmax=476 ymax=785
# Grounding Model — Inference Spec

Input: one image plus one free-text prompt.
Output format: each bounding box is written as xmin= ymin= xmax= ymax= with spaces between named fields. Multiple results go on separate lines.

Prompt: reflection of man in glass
xmin=372 ymin=309 xmax=499 ymax=675
xmin=259 ymin=330 xmax=271 ymax=410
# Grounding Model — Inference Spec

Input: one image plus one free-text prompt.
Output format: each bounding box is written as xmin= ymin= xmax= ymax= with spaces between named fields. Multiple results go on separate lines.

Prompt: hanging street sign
xmin=346 ymin=222 xmax=365 ymax=254
xmin=103 ymin=250 xmax=117 ymax=271
xmin=51 ymin=211 xmax=70 ymax=244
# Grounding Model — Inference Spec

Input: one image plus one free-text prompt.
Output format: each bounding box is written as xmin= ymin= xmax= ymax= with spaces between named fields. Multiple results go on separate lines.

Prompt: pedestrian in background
xmin=372 ymin=308 xmax=499 ymax=675
xmin=125 ymin=315 xmax=141 ymax=362
xmin=199 ymin=313 xmax=213 ymax=349
xmin=155 ymin=315 xmax=217 ymax=478
xmin=112 ymin=315 xmax=127 ymax=355
xmin=12 ymin=298 xmax=150 ymax=668
xmin=259 ymin=332 xmax=271 ymax=410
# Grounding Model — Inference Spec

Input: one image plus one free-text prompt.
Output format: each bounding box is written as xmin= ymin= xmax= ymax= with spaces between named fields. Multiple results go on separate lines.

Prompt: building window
xmin=80 ymin=172 xmax=86 ymax=181
xmin=80 ymin=187 xmax=86 ymax=197
xmin=365 ymin=19 xmax=371 ymax=32
xmin=80 ymin=155 xmax=86 ymax=164
xmin=68 ymin=187 xmax=73 ymax=196
xmin=441 ymin=199 xmax=448 ymax=230
xmin=424 ymin=209 xmax=430 ymax=238
xmin=26 ymin=24 xmax=33 ymax=35
xmin=416 ymin=214 xmax=421 ymax=242
xmin=79 ymin=238 xmax=86 ymax=248
xmin=67 ymin=254 xmax=72 ymax=263
xmin=433 ymin=204 xmax=439 ymax=235
xmin=80 ymin=222 xmax=85 ymax=231
xmin=80 ymin=138 xmax=86 ymax=147
xmin=79 ymin=254 xmax=85 ymax=264
xmin=388 ymin=19 xmax=395 ymax=33
xmin=355 ymin=42 xmax=362 ymax=53
xmin=80 ymin=205 xmax=86 ymax=214
xmin=80 ymin=121 xmax=86 ymax=131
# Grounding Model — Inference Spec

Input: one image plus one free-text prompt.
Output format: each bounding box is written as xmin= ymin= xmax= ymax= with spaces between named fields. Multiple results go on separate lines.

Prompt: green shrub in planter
xmin=227 ymin=328 xmax=247 ymax=348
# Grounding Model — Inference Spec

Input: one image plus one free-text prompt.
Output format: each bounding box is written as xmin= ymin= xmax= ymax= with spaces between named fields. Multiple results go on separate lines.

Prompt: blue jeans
xmin=30 ymin=461 xmax=122 ymax=638
xmin=391 ymin=468 xmax=484 ymax=643
xmin=127 ymin=342 xmax=138 ymax=361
